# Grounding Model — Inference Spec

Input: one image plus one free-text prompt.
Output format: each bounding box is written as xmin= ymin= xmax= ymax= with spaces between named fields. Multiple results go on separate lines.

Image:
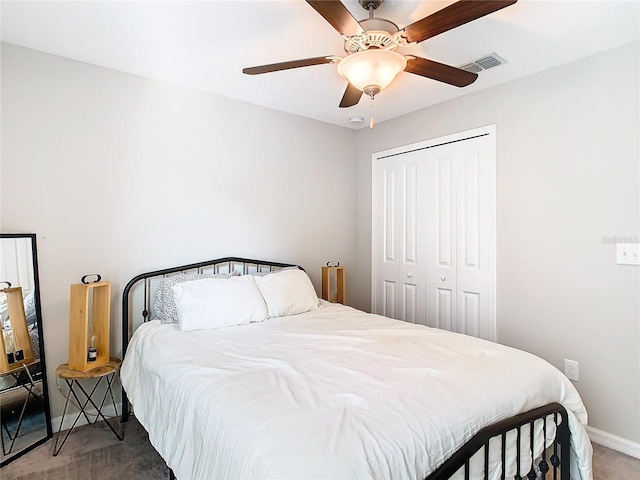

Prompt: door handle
xmin=407 ymin=273 xmax=412 ymax=278
xmin=441 ymin=276 xmax=446 ymax=281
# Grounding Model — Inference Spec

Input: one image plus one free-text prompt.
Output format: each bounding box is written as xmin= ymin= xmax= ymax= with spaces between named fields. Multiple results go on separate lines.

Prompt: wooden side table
xmin=53 ymin=357 xmax=124 ymax=456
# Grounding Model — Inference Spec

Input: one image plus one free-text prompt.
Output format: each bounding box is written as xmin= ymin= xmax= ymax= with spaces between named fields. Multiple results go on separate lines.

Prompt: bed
xmin=120 ymin=257 xmax=592 ymax=480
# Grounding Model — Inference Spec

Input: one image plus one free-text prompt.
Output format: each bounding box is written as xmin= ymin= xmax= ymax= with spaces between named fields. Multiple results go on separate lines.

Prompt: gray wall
xmin=3 ymin=40 xmax=639 ymax=446
xmin=353 ymin=42 xmax=640 ymax=444
xmin=1 ymin=44 xmax=357 ymax=418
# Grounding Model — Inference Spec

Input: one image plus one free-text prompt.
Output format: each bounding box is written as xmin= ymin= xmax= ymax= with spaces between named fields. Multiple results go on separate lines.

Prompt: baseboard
xmin=587 ymin=426 xmax=640 ymax=459
xmin=51 ymin=403 xmax=122 ymax=433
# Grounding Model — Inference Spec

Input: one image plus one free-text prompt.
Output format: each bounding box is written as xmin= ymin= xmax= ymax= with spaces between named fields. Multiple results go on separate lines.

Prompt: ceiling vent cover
xmin=460 ymin=53 xmax=507 ymax=74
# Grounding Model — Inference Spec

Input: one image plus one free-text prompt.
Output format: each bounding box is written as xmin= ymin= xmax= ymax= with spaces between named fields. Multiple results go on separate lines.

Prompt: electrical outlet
xmin=617 ymin=243 xmax=640 ymax=265
xmin=564 ymin=359 xmax=579 ymax=381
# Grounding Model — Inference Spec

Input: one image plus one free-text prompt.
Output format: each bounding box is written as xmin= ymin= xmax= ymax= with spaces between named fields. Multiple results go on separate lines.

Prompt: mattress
xmin=121 ymin=302 xmax=592 ymax=480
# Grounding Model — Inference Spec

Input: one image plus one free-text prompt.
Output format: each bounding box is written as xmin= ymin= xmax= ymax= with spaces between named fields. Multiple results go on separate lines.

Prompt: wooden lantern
xmin=68 ymin=281 xmax=111 ymax=372
xmin=321 ymin=266 xmax=345 ymax=304
xmin=0 ymin=286 xmax=35 ymax=373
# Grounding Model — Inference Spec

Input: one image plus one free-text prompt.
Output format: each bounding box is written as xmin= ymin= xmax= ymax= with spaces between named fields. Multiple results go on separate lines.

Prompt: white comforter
xmin=121 ymin=302 xmax=592 ymax=480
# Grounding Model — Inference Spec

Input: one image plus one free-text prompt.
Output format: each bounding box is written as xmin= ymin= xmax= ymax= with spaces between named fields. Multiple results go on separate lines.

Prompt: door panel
xmin=436 ymin=287 xmax=453 ymax=331
xmin=460 ymin=152 xmax=480 ymax=269
xmin=461 ymin=291 xmax=480 ymax=336
xmin=455 ymin=141 xmax=495 ymax=340
xmin=403 ymin=164 xmax=418 ymax=265
xmin=403 ymin=283 xmax=417 ymax=324
xmin=383 ymin=168 xmax=396 ymax=262
xmin=383 ymin=280 xmax=396 ymax=318
xmin=437 ymin=157 xmax=454 ymax=268
xmin=401 ymin=163 xmax=420 ymax=323
xmin=426 ymin=151 xmax=456 ymax=330
xmin=374 ymin=152 xmax=426 ymax=323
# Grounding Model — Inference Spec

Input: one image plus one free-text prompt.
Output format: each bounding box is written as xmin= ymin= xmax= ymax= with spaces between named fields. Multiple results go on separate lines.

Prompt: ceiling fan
xmin=243 ymin=0 xmax=517 ymax=109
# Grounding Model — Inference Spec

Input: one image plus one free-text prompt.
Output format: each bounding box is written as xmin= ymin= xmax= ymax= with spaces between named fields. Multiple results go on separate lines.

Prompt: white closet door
xmin=373 ymin=150 xmax=426 ymax=324
xmin=456 ymin=142 xmax=495 ymax=340
xmin=423 ymin=135 xmax=495 ymax=339
xmin=372 ymin=127 xmax=496 ymax=340
xmin=424 ymin=148 xmax=457 ymax=332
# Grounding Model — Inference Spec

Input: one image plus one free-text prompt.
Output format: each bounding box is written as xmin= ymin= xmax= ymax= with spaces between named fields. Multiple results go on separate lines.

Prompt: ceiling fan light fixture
xmin=337 ymin=49 xmax=406 ymax=94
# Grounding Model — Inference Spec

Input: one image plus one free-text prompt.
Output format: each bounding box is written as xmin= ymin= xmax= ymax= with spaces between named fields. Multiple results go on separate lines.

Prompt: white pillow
xmin=172 ymin=275 xmax=268 ymax=331
xmin=253 ymin=268 xmax=319 ymax=318
xmin=155 ymin=272 xmax=238 ymax=324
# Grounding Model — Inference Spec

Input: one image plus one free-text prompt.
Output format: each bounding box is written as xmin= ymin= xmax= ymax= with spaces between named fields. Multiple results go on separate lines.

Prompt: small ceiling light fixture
xmin=336 ymin=49 xmax=407 ymax=100
xmin=349 ymin=116 xmax=364 ymax=125
xmin=336 ymin=47 xmax=407 ymax=131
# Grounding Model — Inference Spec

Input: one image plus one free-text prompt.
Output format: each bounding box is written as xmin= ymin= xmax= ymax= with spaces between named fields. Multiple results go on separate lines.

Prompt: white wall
xmin=354 ymin=42 xmax=640 ymax=445
xmin=1 ymin=43 xmax=357 ymax=417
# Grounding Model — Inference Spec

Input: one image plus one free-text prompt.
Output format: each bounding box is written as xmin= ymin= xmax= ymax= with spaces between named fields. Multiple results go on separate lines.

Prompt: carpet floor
xmin=1 ymin=417 xmax=167 ymax=480
xmin=1 ymin=416 xmax=638 ymax=479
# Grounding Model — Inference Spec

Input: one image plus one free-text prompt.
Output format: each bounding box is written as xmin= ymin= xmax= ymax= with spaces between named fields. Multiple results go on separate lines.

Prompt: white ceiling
xmin=2 ymin=1 xmax=638 ymax=129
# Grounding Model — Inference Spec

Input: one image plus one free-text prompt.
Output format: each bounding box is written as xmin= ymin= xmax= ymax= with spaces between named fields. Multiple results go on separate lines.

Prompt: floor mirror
xmin=0 ymin=233 xmax=52 ymax=466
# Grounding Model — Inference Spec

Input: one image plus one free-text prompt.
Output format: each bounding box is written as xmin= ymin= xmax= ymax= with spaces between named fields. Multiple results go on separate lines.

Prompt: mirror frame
xmin=0 ymin=233 xmax=53 ymax=466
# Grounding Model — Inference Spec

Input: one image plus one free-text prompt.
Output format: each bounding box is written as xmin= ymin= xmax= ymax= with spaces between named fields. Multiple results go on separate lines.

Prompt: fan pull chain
xmin=369 ymin=96 xmax=375 ymax=129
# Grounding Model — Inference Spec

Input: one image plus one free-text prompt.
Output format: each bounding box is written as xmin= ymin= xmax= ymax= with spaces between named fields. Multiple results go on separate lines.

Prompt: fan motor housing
xmin=345 ymin=0 xmax=403 ymax=53
xmin=345 ymin=30 xmax=396 ymax=53
xmin=359 ymin=17 xmax=398 ymax=35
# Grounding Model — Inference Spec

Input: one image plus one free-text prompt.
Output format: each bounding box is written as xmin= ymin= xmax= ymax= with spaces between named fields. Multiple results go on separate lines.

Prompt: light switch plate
xmin=617 ymin=243 xmax=640 ymax=265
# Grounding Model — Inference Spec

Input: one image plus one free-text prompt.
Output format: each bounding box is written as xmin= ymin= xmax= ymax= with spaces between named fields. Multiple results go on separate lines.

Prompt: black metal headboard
xmin=121 ymin=256 xmax=301 ymax=422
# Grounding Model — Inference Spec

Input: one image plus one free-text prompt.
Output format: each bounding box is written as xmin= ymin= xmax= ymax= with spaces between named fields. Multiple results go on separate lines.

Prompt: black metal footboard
xmin=426 ymin=402 xmax=570 ymax=480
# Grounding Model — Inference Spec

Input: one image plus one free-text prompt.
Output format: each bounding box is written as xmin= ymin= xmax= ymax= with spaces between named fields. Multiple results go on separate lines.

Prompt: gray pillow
xmin=23 ymin=290 xmax=37 ymax=327
xmin=154 ymin=272 xmax=237 ymax=324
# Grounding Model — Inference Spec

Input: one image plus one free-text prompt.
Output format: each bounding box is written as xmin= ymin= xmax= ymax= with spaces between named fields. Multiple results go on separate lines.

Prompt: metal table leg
xmin=52 ymin=372 xmax=123 ymax=456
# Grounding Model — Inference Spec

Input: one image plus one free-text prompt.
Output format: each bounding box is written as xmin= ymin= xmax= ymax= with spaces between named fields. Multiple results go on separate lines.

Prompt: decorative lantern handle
xmin=81 ymin=274 xmax=102 ymax=284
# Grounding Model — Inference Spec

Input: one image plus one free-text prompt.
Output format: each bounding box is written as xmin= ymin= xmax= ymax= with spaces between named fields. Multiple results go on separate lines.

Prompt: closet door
xmin=424 ymin=145 xmax=457 ymax=332
xmin=372 ymin=127 xmax=496 ymax=340
xmin=372 ymin=150 xmax=427 ymax=324
xmin=424 ymin=135 xmax=495 ymax=339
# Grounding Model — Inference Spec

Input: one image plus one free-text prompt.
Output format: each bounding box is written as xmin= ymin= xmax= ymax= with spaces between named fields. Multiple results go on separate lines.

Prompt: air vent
xmin=460 ymin=63 xmax=483 ymax=74
xmin=460 ymin=53 xmax=507 ymax=74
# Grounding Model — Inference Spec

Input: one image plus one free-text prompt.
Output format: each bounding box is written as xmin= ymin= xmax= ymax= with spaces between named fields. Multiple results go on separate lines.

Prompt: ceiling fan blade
xmin=402 ymin=0 xmax=517 ymax=44
xmin=306 ymin=0 xmax=365 ymax=37
xmin=405 ymin=57 xmax=478 ymax=87
xmin=243 ymin=56 xmax=334 ymax=75
xmin=339 ymin=83 xmax=363 ymax=108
